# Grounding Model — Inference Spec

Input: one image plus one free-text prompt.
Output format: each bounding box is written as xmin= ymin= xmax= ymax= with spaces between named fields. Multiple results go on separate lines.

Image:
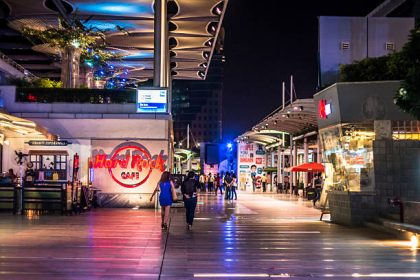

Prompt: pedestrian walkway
xmin=0 ymin=192 xmax=419 ymax=279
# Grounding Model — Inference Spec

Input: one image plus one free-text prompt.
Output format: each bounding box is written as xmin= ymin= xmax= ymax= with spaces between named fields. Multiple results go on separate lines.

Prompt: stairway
xmin=0 ymin=50 xmax=35 ymax=78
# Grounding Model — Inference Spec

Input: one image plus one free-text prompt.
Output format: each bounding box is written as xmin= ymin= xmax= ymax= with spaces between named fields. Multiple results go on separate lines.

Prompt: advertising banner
xmin=237 ymin=142 xmax=266 ymax=190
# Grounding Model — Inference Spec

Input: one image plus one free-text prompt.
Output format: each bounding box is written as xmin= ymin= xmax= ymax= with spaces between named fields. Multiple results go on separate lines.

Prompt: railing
xmin=0 ymin=50 xmax=36 ymax=78
xmin=16 ymin=88 xmax=137 ymax=104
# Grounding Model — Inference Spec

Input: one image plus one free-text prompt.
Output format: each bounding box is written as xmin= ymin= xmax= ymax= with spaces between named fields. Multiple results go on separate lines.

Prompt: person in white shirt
xmin=207 ymin=173 xmax=214 ymax=192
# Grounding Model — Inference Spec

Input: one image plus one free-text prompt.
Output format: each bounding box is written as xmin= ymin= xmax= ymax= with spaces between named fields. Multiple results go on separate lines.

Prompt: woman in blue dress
xmin=150 ymin=171 xmax=175 ymax=230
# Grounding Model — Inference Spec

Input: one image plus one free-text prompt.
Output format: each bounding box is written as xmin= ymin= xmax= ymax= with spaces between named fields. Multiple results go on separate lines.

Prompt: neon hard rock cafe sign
xmin=92 ymin=142 xmax=167 ymax=188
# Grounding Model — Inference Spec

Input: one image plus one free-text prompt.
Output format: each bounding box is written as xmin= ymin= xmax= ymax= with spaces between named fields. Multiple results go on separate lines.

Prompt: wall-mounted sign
xmin=92 ymin=142 xmax=167 ymax=188
xmin=27 ymin=140 xmax=71 ymax=146
xmin=239 ymin=143 xmax=254 ymax=163
xmin=137 ymin=88 xmax=168 ymax=113
xmin=318 ymin=99 xmax=331 ymax=119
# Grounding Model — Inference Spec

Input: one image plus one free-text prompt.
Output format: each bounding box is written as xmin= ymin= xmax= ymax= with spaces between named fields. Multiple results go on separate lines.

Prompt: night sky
xmin=222 ymin=0 xmax=385 ymax=141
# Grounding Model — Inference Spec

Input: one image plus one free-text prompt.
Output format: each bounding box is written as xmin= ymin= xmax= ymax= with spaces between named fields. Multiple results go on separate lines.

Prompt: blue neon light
xmin=74 ymin=2 xmax=152 ymax=16
xmin=123 ymin=52 xmax=154 ymax=59
xmin=83 ymin=20 xmax=136 ymax=32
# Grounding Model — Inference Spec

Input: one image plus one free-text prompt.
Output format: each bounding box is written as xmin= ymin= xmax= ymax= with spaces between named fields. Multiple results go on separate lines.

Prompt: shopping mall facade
xmin=237 ymin=80 xmax=420 ymax=225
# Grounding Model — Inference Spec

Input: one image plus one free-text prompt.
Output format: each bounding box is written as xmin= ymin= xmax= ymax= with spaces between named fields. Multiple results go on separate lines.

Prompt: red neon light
xmin=93 ymin=145 xmax=166 ymax=188
xmin=318 ymin=99 xmax=327 ymax=119
xmin=73 ymin=153 xmax=79 ymax=169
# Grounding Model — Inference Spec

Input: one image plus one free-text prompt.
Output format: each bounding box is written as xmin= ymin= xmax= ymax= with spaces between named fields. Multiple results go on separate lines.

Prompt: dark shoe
xmin=161 ymin=223 xmax=164 ymax=229
xmin=163 ymin=224 xmax=168 ymax=230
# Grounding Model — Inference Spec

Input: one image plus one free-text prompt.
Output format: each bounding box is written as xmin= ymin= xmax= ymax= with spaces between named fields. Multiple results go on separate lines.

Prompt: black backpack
xmin=183 ymin=179 xmax=196 ymax=194
xmin=225 ymin=175 xmax=233 ymax=185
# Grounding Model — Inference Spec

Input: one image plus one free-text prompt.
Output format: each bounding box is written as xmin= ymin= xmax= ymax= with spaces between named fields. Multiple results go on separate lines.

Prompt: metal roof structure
xmin=0 ymin=111 xmax=55 ymax=139
xmin=0 ymin=0 xmax=227 ymax=80
xmin=237 ymin=99 xmax=318 ymax=146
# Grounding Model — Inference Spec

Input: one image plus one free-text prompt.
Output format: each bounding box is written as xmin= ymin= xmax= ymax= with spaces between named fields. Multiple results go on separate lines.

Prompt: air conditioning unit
xmin=385 ymin=42 xmax=395 ymax=51
xmin=340 ymin=41 xmax=350 ymax=50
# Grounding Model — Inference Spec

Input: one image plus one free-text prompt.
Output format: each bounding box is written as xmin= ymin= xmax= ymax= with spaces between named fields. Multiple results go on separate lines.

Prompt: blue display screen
xmin=137 ymin=89 xmax=167 ymax=113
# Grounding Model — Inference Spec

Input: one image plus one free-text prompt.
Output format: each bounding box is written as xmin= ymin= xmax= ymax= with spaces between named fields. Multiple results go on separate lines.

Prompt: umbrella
xmin=287 ymin=162 xmax=325 ymax=173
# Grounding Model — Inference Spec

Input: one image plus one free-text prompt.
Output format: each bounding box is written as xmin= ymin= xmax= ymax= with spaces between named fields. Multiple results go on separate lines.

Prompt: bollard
xmin=15 ymin=179 xmax=23 ymax=215
xmin=388 ymin=197 xmax=404 ymax=223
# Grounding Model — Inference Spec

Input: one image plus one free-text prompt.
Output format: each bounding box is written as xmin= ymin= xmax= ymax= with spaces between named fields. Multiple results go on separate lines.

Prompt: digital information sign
xmin=136 ymin=88 xmax=168 ymax=113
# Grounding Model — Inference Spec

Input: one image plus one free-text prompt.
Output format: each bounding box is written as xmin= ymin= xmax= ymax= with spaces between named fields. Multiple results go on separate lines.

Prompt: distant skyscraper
xmin=172 ymin=28 xmax=225 ymax=145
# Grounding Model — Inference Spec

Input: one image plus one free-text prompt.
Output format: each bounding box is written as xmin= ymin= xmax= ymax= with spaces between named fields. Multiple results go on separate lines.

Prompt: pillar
xmin=317 ymin=136 xmax=322 ymax=163
xmin=292 ymin=140 xmax=297 ymax=192
xmin=277 ymin=140 xmax=282 ymax=184
xmin=303 ymin=137 xmax=308 ymax=188
xmin=154 ymin=0 xmax=169 ymax=89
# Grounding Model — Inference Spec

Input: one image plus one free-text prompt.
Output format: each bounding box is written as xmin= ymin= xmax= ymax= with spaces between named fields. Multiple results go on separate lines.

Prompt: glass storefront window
xmin=320 ymin=123 xmax=375 ymax=192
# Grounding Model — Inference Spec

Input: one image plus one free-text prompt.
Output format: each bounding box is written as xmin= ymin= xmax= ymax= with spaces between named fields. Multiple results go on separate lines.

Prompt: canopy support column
xmin=303 ymin=137 xmax=308 ymax=188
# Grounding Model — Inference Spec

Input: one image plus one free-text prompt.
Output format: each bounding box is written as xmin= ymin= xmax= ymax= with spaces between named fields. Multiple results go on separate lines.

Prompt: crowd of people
xmin=198 ymin=172 xmax=238 ymax=201
xmin=150 ymin=169 xmax=325 ymax=233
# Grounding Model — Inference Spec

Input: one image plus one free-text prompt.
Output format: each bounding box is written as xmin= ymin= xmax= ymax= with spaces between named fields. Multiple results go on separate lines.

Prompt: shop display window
xmin=29 ymin=153 xmax=68 ymax=181
xmin=320 ymin=123 xmax=375 ymax=192
xmin=392 ymin=120 xmax=420 ymax=140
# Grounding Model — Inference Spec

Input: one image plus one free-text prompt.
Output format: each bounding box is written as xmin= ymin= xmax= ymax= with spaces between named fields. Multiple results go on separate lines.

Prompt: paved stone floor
xmin=0 ymin=192 xmax=419 ymax=279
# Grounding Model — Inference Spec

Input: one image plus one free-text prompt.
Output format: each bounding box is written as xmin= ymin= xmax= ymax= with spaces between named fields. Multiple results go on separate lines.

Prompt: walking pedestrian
xmin=199 ymin=173 xmax=205 ymax=192
xmin=150 ymin=171 xmax=175 ymax=230
xmin=182 ymin=171 xmax=199 ymax=230
xmin=208 ymin=172 xmax=214 ymax=192
xmin=224 ymin=172 xmax=233 ymax=201
xmin=231 ymin=173 xmax=237 ymax=200
xmin=261 ymin=173 xmax=267 ymax=192
xmin=215 ymin=173 xmax=223 ymax=195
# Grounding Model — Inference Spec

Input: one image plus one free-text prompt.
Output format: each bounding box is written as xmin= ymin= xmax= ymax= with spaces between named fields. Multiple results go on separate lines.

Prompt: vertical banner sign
xmin=73 ymin=153 xmax=80 ymax=182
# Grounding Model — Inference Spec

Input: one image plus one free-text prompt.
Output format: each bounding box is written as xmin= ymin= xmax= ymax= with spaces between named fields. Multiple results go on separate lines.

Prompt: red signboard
xmin=318 ymin=99 xmax=327 ymax=119
xmin=93 ymin=143 xmax=167 ymax=188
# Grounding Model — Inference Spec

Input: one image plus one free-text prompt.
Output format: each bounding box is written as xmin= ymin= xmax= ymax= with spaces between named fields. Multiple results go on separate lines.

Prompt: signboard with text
xmin=27 ymin=140 xmax=71 ymax=146
xmin=137 ymin=88 xmax=168 ymax=113
xmin=91 ymin=141 xmax=168 ymax=193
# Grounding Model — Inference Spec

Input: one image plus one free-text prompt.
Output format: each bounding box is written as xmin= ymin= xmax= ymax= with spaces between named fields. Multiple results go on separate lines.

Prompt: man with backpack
xmin=224 ymin=172 xmax=234 ymax=201
xmin=181 ymin=171 xmax=199 ymax=230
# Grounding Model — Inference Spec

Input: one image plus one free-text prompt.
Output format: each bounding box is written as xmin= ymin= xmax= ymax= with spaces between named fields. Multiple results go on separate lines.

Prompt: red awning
xmin=287 ymin=162 xmax=325 ymax=173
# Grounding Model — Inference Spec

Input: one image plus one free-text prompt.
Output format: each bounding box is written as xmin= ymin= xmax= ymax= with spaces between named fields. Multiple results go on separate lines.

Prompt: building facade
xmin=318 ymin=16 xmax=414 ymax=88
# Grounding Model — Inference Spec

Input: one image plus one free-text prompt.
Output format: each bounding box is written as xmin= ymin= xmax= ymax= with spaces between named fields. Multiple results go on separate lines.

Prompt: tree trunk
xmin=79 ymin=65 xmax=94 ymax=88
xmin=60 ymin=46 xmax=81 ymax=88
